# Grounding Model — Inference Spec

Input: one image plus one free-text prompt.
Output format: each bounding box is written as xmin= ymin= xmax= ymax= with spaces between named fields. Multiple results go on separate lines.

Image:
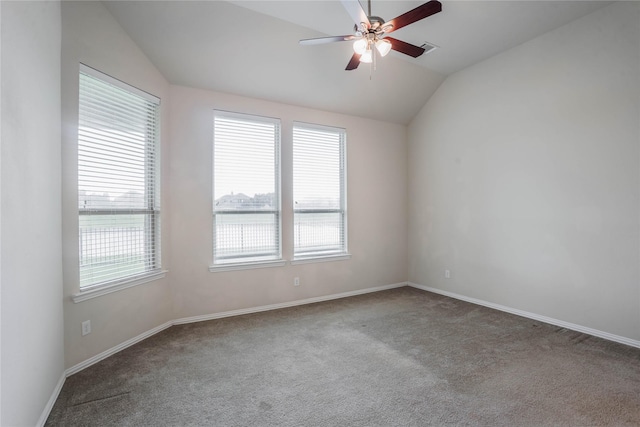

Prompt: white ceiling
xmin=103 ymin=0 xmax=610 ymax=124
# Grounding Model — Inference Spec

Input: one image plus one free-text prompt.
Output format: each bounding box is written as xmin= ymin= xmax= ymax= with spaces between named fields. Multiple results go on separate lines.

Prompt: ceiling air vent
xmin=420 ymin=42 xmax=439 ymax=55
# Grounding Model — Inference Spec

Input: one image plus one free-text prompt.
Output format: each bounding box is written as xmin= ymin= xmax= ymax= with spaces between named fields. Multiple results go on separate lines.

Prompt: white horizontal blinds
xmin=213 ymin=111 xmax=281 ymax=263
xmin=78 ymin=66 xmax=161 ymax=289
xmin=293 ymin=123 xmax=346 ymax=257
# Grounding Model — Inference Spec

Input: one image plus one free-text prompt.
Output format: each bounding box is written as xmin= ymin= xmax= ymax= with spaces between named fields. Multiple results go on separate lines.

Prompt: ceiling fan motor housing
xmin=355 ymin=16 xmax=392 ymax=35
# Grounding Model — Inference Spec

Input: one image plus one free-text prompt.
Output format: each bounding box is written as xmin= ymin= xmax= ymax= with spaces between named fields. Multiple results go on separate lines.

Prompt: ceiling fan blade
xmin=383 ymin=0 xmax=442 ymax=34
xmin=341 ymin=0 xmax=371 ymax=29
xmin=300 ymin=35 xmax=357 ymax=45
xmin=345 ymin=53 xmax=361 ymax=70
xmin=385 ymin=37 xmax=426 ymax=58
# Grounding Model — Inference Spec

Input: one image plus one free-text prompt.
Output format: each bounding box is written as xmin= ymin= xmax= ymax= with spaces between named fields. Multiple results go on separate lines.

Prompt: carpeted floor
xmin=47 ymin=287 xmax=640 ymax=426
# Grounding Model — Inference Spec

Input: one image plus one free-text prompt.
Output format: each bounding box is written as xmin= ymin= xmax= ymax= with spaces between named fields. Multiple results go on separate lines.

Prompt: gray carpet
xmin=47 ymin=287 xmax=640 ymax=426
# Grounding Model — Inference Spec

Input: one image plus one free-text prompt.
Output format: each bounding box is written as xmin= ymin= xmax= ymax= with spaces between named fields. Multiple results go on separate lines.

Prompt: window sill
xmin=71 ymin=270 xmax=168 ymax=303
xmin=209 ymin=260 xmax=286 ymax=273
xmin=290 ymin=253 xmax=351 ymax=265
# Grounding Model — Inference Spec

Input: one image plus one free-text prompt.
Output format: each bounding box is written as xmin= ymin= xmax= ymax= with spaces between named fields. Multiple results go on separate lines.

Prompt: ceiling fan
xmin=299 ymin=0 xmax=442 ymax=70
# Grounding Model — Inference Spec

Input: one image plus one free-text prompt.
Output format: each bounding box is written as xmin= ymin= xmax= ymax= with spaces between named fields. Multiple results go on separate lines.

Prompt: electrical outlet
xmin=82 ymin=320 xmax=91 ymax=336
xmin=294 ymin=277 xmax=300 ymax=286
xmin=445 ymin=269 xmax=451 ymax=279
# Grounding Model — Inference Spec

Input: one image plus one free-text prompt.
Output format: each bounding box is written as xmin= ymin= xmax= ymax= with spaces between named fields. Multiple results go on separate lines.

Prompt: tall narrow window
xmin=293 ymin=123 xmax=347 ymax=259
xmin=78 ymin=65 xmax=161 ymax=289
xmin=213 ymin=111 xmax=281 ymax=266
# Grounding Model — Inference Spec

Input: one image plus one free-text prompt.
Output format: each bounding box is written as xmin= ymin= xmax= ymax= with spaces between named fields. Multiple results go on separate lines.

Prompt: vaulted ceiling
xmin=103 ymin=1 xmax=610 ymax=124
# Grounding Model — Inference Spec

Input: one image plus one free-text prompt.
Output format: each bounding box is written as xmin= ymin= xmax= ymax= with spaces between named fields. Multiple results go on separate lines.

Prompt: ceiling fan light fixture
xmin=375 ymin=39 xmax=392 ymax=57
xmin=353 ymin=38 xmax=368 ymax=54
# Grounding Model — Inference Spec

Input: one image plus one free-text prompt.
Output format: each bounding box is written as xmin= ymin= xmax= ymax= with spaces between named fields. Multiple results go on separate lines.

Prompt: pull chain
xmin=370 ymin=48 xmax=376 ymax=80
xmin=368 ymin=0 xmax=375 ymax=80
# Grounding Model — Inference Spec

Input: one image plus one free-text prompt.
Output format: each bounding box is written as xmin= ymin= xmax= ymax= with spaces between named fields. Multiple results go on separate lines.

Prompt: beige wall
xmin=1 ymin=1 xmax=64 ymax=425
xmin=168 ymin=85 xmax=408 ymax=318
xmin=61 ymin=1 xmax=173 ymax=368
xmin=408 ymin=2 xmax=640 ymax=341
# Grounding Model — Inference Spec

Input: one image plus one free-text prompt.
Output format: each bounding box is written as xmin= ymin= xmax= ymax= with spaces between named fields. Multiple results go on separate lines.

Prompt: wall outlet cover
xmin=82 ymin=320 xmax=91 ymax=336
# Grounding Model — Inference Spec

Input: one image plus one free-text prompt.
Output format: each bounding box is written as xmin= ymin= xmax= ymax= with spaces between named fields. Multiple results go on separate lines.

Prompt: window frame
xmin=210 ymin=110 xmax=284 ymax=271
xmin=291 ymin=121 xmax=349 ymax=263
xmin=74 ymin=64 xmax=164 ymax=299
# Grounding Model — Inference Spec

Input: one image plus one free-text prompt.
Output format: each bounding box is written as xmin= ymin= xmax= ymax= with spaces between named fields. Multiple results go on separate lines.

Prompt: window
xmin=78 ymin=65 xmax=161 ymax=290
xmin=293 ymin=123 xmax=347 ymax=259
xmin=212 ymin=111 xmax=281 ymax=267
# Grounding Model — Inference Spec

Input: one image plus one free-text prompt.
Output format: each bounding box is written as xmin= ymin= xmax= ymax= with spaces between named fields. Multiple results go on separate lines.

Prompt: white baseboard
xmin=174 ymin=282 xmax=408 ymax=325
xmin=408 ymin=282 xmax=640 ymax=349
xmin=66 ymin=282 xmax=408 ymax=377
xmin=36 ymin=372 xmax=66 ymax=427
xmin=66 ymin=321 xmax=173 ymax=376
xmin=42 ymin=321 xmax=173 ymax=425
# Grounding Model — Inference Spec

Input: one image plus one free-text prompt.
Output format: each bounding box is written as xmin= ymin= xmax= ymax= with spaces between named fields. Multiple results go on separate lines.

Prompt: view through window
xmin=78 ymin=65 xmax=161 ymax=289
xmin=293 ymin=123 xmax=347 ymax=258
xmin=213 ymin=111 xmax=281 ymax=264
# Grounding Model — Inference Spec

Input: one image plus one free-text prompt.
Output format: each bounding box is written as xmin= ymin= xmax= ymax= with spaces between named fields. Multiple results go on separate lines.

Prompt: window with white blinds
xmin=293 ymin=123 xmax=347 ymax=258
xmin=213 ymin=111 xmax=281 ymax=265
xmin=78 ymin=65 xmax=161 ymax=290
